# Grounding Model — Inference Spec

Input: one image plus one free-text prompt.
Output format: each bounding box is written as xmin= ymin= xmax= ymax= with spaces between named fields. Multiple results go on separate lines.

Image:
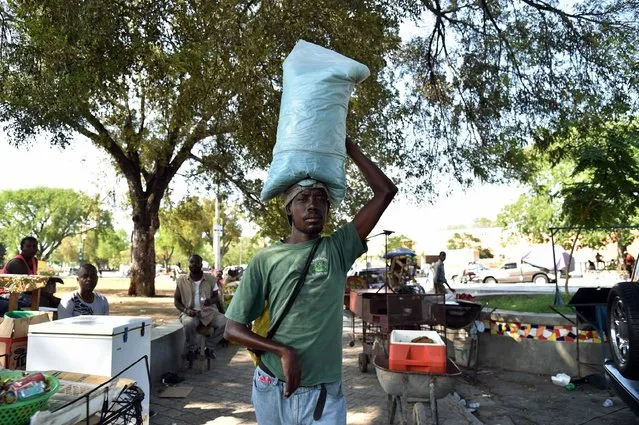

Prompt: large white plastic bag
xmin=260 ymin=40 xmax=370 ymax=205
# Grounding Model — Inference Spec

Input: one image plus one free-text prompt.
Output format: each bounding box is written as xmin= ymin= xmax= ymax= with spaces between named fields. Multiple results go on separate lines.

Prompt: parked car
xmin=473 ymin=262 xmax=552 ymax=284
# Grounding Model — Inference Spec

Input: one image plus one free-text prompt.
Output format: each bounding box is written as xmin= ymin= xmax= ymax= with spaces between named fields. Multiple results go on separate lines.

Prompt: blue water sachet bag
xmin=260 ymin=40 xmax=370 ymax=205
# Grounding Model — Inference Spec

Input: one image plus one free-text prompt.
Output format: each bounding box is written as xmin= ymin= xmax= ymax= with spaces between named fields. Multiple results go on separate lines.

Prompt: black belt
xmin=257 ymin=359 xmax=327 ymax=420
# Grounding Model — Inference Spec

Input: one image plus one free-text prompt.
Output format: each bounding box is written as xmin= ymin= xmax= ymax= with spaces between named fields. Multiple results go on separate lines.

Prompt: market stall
xmin=0 ymin=275 xmax=51 ymax=312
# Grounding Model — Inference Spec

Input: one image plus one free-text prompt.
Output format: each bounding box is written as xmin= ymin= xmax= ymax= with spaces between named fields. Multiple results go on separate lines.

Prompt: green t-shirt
xmin=225 ymin=222 xmax=366 ymax=386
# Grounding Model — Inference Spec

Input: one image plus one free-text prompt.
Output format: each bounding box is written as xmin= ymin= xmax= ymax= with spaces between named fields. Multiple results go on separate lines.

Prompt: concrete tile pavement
xmin=150 ymin=335 xmax=391 ymax=425
xmin=150 ymin=321 xmax=639 ymax=425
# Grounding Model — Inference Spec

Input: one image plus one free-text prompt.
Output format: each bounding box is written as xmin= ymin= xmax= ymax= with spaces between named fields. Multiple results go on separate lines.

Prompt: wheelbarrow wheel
xmin=413 ymin=402 xmax=427 ymax=425
xmin=358 ymin=353 xmax=368 ymax=373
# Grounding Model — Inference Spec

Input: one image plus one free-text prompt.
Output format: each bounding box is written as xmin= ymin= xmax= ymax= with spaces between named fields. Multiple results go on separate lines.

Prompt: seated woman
xmin=58 ymin=263 xmax=109 ymax=319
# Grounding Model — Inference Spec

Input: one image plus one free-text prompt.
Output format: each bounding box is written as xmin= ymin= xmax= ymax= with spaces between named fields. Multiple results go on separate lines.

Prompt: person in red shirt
xmin=1 ymin=236 xmax=60 ymax=310
xmin=624 ymin=251 xmax=635 ymax=278
xmin=1 ymin=236 xmax=39 ymax=275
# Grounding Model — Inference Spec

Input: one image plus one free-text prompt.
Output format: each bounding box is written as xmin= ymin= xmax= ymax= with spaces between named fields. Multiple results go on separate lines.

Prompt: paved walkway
xmin=151 ymin=325 xmax=637 ymax=425
xmin=150 ymin=334 xmax=390 ymax=425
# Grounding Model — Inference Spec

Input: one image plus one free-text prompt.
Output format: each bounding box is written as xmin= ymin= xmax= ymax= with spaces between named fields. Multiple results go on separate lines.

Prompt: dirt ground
xmin=56 ymin=275 xmax=179 ymax=326
xmin=450 ymin=369 xmax=637 ymax=425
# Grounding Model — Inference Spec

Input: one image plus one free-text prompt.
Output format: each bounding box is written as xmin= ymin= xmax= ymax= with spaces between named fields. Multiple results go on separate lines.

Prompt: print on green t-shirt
xmin=225 ymin=222 xmax=366 ymax=386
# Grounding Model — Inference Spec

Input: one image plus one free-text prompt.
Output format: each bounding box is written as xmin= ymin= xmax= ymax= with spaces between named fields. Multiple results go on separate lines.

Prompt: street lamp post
xmin=79 ymin=233 xmax=87 ymax=265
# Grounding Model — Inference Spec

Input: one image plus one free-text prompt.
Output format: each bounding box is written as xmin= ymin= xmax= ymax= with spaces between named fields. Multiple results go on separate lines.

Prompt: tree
xmin=224 ymin=236 xmax=269 ymax=267
xmin=0 ymin=0 xmax=404 ymax=295
xmin=94 ymin=229 xmax=129 ymax=270
xmin=159 ymin=198 xmax=209 ymax=259
xmin=387 ymin=235 xmax=416 ymax=252
xmin=155 ymin=231 xmax=176 ymax=270
xmin=447 ymin=232 xmax=481 ymax=250
xmin=159 ymin=197 xmax=243 ymax=264
xmin=0 ymin=242 xmax=6 ymax=266
xmin=535 ymin=115 xmax=639 ymax=267
xmin=3 ymin=1 xmax=637 ymax=294
xmin=497 ymin=193 xmax=560 ymax=245
xmin=397 ymin=1 xmax=639 ymax=193
xmin=0 ymin=188 xmax=110 ymax=260
xmin=201 ymin=199 xmax=242 ymax=260
xmin=446 ymin=232 xmax=493 ymax=258
xmin=473 ymin=218 xmax=496 ymax=228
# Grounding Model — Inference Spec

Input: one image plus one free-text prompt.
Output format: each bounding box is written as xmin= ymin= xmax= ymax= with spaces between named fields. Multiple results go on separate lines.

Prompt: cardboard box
xmin=389 ymin=330 xmax=446 ymax=373
xmin=0 ymin=311 xmax=50 ymax=369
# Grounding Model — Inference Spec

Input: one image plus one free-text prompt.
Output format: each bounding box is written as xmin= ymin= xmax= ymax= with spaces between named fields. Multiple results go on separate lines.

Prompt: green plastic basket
xmin=0 ymin=371 xmax=60 ymax=425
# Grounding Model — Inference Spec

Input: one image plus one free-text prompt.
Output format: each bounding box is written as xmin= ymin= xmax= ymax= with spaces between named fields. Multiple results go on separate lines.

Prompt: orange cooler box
xmin=389 ymin=330 xmax=446 ymax=373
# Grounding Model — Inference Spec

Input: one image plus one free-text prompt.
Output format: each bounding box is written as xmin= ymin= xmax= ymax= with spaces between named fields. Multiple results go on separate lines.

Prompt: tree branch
xmin=479 ymin=0 xmax=533 ymax=98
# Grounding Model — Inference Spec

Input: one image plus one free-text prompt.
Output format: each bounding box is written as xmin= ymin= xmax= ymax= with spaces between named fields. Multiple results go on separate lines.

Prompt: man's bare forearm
xmin=224 ymin=319 xmax=291 ymax=357
xmin=347 ymin=138 xmax=398 ymax=239
xmin=347 ymin=140 xmax=397 ymax=198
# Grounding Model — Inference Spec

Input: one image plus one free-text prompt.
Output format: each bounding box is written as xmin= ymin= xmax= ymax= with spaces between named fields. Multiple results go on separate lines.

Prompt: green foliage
xmin=473 ymin=218 xmax=496 ymax=228
xmin=447 ymin=232 xmax=493 ymax=258
xmin=94 ymin=229 xmax=129 ymax=269
xmin=158 ymin=197 xmax=242 ymax=264
xmin=447 ymin=232 xmax=481 ymax=250
xmin=497 ymin=193 xmax=558 ymax=244
xmin=387 ymin=235 xmax=416 ymax=252
xmin=223 ymin=236 xmax=269 ymax=267
xmin=398 ymin=1 xmax=639 ymax=193
xmin=552 ymin=117 xmax=639 ymax=227
xmin=49 ymin=228 xmax=129 ymax=269
xmin=536 ymin=116 xmax=639 ymax=265
xmin=0 ymin=188 xmax=111 ymax=260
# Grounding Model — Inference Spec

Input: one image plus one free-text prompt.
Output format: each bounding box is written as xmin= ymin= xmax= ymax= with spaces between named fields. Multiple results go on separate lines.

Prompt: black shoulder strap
xmin=266 ymin=237 xmax=322 ymax=340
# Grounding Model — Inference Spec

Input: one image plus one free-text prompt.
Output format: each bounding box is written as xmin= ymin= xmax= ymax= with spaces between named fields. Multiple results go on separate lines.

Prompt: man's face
xmin=440 ymin=253 xmax=446 ymax=262
xmin=287 ymin=188 xmax=329 ymax=235
xmin=189 ymin=256 xmax=203 ymax=274
xmin=21 ymin=239 xmax=38 ymax=258
xmin=77 ymin=269 xmax=98 ymax=293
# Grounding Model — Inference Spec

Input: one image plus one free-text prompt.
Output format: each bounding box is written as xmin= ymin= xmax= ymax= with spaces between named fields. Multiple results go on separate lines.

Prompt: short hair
xmin=78 ymin=263 xmax=98 ymax=277
xmin=439 ymin=251 xmax=446 ymax=256
xmin=190 ymin=254 xmax=202 ymax=262
xmin=20 ymin=236 xmax=38 ymax=249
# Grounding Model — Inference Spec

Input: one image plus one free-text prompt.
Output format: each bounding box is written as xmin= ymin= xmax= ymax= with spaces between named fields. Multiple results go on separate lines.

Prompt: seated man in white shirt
xmin=58 ymin=263 xmax=110 ymax=319
xmin=174 ymin=254 xmax=227 ymax=361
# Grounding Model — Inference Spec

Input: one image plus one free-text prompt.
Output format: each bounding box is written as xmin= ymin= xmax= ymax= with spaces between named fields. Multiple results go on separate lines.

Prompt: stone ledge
xmin=481 ymin=309 xmax=576 ymax=326
xmin=150 ymin=319 xmax=184 ymax=389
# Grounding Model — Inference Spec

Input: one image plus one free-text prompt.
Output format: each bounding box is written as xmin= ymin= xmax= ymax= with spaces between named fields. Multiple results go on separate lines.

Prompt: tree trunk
xmin=128 ymin=208 xmax=158 ymax=297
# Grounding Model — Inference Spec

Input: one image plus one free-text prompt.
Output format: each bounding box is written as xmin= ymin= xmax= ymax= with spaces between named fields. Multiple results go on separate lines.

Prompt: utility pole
xmin=214 ymin=197 xmax=222 ymax=270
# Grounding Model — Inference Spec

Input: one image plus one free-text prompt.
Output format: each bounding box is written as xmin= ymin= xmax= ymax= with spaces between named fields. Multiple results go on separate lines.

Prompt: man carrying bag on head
xmin=224 ymin=136 xmax=396 ymax=424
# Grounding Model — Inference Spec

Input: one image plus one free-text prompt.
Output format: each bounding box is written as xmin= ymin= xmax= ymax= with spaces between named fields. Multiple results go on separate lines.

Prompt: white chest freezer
xmin=27 ymin=315 xmax=152 ymax=423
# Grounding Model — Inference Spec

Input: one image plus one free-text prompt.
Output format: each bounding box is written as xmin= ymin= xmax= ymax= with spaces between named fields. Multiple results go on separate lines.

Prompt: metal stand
xmin=51 ymin=355 xmax=150 ymax=424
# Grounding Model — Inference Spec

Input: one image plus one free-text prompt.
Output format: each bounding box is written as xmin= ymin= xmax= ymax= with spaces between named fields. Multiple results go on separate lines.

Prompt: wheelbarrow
xmin=374 ymin=355 xmax=462 ymax=425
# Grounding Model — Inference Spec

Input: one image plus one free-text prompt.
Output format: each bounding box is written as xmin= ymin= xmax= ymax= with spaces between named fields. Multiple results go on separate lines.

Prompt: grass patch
xmin=480 ymin=293 xmax=574 ymax=314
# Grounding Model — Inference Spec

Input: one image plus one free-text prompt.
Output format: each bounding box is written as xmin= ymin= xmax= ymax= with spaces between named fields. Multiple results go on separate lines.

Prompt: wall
xmin=455 ymin=310 xmax=610 ymax=377
xmin=150 ymin=320 xmax=185 ymax=389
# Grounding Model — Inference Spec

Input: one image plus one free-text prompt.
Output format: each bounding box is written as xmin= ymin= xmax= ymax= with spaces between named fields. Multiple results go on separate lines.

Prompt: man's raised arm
xmin=347 ymin=137 xmax=398 ymax=240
